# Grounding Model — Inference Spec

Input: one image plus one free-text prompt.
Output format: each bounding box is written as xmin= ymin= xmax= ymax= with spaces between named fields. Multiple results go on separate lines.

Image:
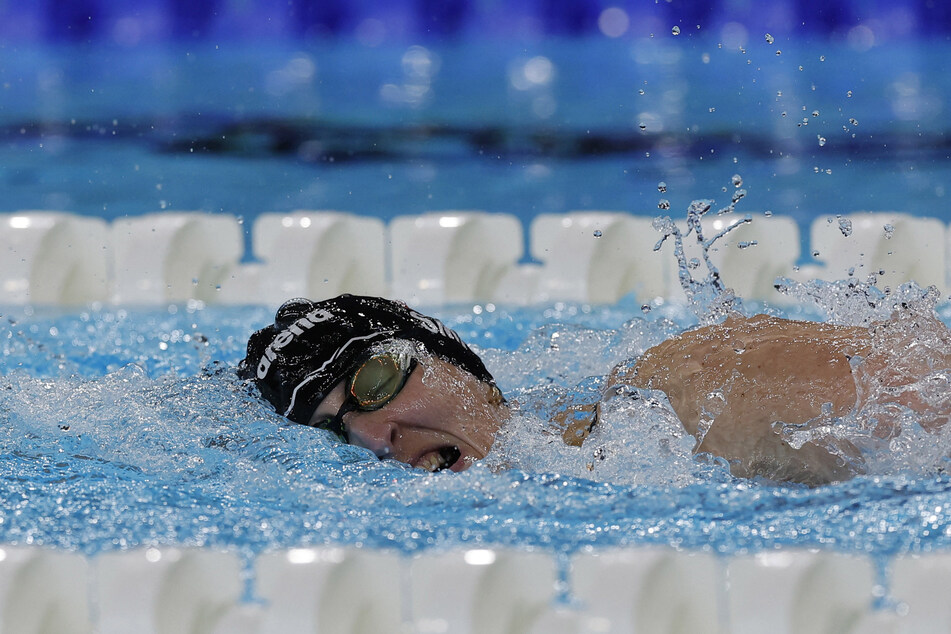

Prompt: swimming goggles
xmin=305 ymin=347 xmax=417 ymax=443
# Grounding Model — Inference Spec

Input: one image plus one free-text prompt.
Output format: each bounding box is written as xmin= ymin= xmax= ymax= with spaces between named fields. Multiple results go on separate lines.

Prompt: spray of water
xmin=485 ymin=178 xmax=760 ymax=485
xmin=651 ymin=181 xmax=750 ymax=325
xmin=489 ymin=176 xmax=951 ymax=485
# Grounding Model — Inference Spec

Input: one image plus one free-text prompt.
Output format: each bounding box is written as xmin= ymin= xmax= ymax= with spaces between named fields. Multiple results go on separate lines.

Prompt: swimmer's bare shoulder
xmin=558 ymin=314 xmax=874 ymax=483
xmin=620 ymin=314 xmax=872 ymax=483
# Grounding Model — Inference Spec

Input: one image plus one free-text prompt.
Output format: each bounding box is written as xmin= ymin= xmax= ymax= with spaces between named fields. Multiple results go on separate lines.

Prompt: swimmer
xmin=239 ymin=294 xmax=951 ymax=484
xmin=238 ymin=296 xmax=508 ymax=473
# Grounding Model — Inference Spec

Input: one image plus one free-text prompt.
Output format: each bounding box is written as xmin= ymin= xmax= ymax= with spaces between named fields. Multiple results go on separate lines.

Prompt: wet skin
xmin=612 ymin=313 xmax=951 ymax=484
xmin=623 ymin=314 xmax=871 ymax=484
xmin=310 ymin=313 xmax=951 ymax=484
xmin=310 ymin=355 xmax=509 ymax=472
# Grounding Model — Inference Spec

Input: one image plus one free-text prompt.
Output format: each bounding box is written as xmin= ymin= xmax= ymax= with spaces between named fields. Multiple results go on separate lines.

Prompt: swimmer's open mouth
xmin=416 ymin=445 xmax=461 ymax=472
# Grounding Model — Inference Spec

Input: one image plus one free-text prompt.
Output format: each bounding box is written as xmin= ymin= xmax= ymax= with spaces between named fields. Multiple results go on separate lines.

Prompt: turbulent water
xmin=1 ymin=199 xmax=951 ymax=567
xmin=5 ymin=236 xmax=951 ymax=564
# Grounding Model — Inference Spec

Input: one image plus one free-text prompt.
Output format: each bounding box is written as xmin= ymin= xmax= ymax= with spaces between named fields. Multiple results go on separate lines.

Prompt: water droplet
xmin=671 ymin=25 xmax=681 ymax=35
xmin=812 ymin=110 xmax=819 ymax=117
xmin=798 ymin=65 xmax=804 ymax=71
xmin=639 ymin=123 xmax=647 ymax=130
xmin=765 ymin=33 xmax=774 ymax=44
xmin=731 ymin=174 xmax=743 ymax=187
xmin=657 ymin=181 xmax=667 ymax=193
xmin=708 ymin=107 xmax=715 ymax=112
xmin=638 ymin=88 xmax=645 ymax=95
xmin=737 ymin=240 xmax=758 ymax=249
xmin=838 ymin=218 xmax=853 ymax=237
xmin=764 ymin=210 xmax=773 ymax=217
xmin=849 ymin=118 xmax=858 ymax=125
xmin=593 ymin=229 xmax=602 ymax=238
xmin=775 ymin=50 xmax=782 ymax=56
xmin=883 ymin=223 xmax=895 ymax=239
xmin=658 ymin=199 xmax=671 ymax=210
xmin=819 ymin=55 xmax=826 ymax=62
xmin=847 ymin=90 xmax=853 ymax=97
xmin=812 ymin=250 xmax=820 ymax=257
xmin=688 ymin=257 xmax=700 ymax=269
xmin=776 ymin=90 xmax=783 ymax=97
xmin=641 ymin=304 xmax=652 ymax=313
xmin=818 ymin=135 xmax=827 ymax=147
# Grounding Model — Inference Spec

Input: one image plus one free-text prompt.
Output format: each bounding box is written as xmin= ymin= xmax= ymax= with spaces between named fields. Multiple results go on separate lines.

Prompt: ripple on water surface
xmin=2 ymin=287 xmax=951 ymax=561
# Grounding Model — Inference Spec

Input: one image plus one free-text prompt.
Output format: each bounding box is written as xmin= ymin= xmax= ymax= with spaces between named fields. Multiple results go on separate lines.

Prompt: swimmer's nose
xmin=344 ymin=415 xmax=399 ymax=459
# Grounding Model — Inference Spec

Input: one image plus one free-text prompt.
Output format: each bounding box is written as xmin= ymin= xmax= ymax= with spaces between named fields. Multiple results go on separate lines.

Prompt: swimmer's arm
xmin=615 ymin=314 xmax=871 ymax=483
xmin=555 ymin=402 xmax=599 ymax=447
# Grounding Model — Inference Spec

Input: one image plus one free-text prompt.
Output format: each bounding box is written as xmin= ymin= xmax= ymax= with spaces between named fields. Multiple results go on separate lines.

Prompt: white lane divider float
xmin=809 ymin=212 xmax=948 ymax=296
xmin=94 ymin=547 xmax=243 ymax=634
xmin=221 ymin=211 xmax=386 ymax=306
xmin=0 ymin=212 xmax=110 ymax=305
xmin=389 ymin=211 xmax=524 ymax=306
xmin=0 ymin=209 xmax=947 ymax=307
xmin=111 ymin=212 xmax=243 ymax=304
xmin=529 ymin=212 xmax=673 ymax=304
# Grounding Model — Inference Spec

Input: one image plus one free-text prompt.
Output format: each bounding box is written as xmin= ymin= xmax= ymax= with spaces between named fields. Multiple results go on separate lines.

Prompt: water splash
xmin=838 ymin=217 xmax=853 ymax=237
xmin=773 ymin=275 xmax=941 ymax=327
xmin=651 ymin=181 xmax=753 ymax=324
xmin=483 ymin=384 xmax=726 ymax=488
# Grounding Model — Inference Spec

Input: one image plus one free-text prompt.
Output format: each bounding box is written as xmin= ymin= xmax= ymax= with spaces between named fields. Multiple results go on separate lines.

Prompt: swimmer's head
xmin=239 ymin=295 xmax=507 ymax=471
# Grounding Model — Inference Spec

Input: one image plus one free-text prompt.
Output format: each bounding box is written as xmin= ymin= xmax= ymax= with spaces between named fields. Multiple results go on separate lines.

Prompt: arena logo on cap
xmin=407 ymin=308 xmax=464 ymax=344
xmin=257 ymin=308 xmax=334 ymax=379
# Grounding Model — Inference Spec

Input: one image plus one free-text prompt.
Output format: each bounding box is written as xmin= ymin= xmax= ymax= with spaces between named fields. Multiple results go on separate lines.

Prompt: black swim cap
xmin=238 ymin=295 xmax=496 ymax=424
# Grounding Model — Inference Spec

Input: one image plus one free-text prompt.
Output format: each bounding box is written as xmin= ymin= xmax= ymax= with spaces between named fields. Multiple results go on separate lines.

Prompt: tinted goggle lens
xmin=305 ymin=350 xmax=415 ymax=444
xmin=349 ymin=353 xmax=411 ymax=410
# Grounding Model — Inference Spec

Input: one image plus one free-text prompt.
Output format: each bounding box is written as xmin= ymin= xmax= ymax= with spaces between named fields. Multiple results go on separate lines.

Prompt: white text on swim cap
xmin=257 ymin=308 xmax=334 ymax=379
xmin=407 ymin=308 xmax=464 ymax=344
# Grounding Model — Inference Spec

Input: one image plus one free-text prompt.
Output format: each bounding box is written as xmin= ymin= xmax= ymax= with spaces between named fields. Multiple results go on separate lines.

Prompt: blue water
xmin=3 ymin=291 xmax=951 ymax=562
xmin=3 ymin=32 xmax=951 ymax=566
xmin=2 ymin=37 xmax=950 ymax=238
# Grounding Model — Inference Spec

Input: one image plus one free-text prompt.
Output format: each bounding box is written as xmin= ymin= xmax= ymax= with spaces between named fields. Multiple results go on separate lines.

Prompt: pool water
xmin=3 ymin=31 xmax=951 ymax=586
xmin=4 ymin=271 xmax=951 ymax=566
xmin=3 ymin=37 xmax=950 ymax=240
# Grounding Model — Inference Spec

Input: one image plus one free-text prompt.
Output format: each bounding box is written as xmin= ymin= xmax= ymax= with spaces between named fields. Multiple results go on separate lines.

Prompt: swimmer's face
xmin=309 ymin=355 xmax=509 ymax=472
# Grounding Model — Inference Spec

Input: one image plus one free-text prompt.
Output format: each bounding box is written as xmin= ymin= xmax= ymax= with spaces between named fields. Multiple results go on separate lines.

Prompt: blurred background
xmin=0 ymin=0 xmax=948 ymax=240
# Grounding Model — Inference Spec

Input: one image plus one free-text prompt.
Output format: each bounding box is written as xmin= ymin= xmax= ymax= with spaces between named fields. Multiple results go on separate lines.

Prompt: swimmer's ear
xmin=488 ymin=385 xmax=505 ymax=406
